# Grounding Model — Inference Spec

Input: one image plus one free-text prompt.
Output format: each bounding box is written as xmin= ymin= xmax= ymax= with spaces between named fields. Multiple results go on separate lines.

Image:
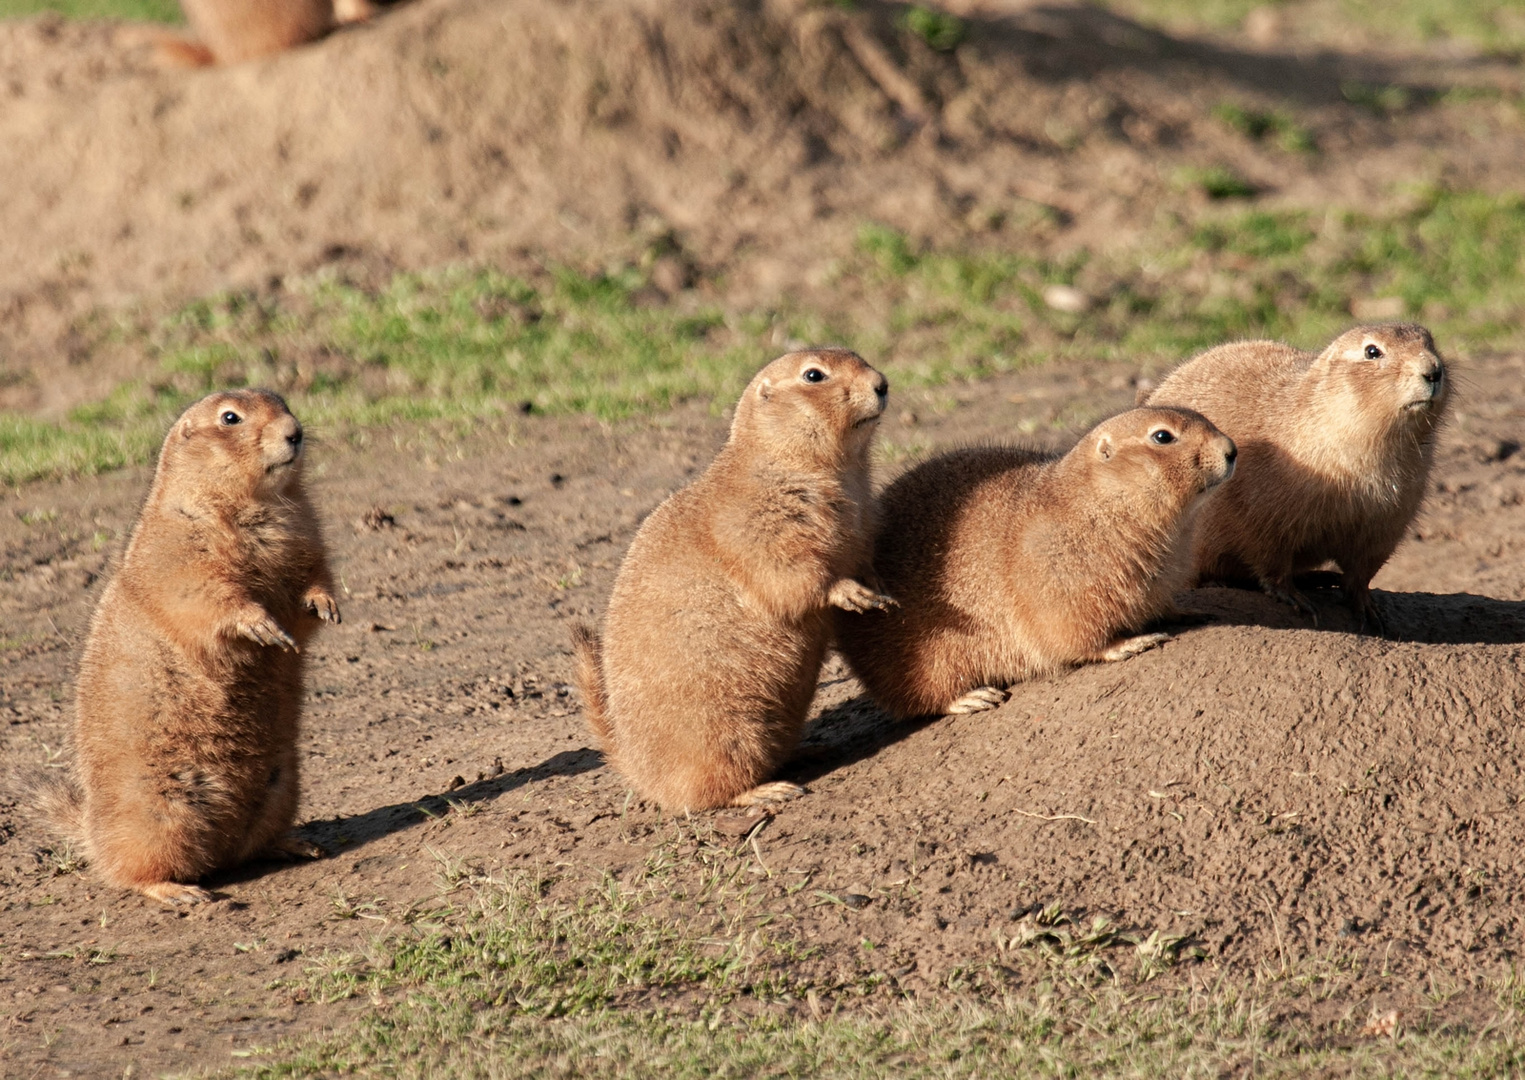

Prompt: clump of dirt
xmin=2 ymin=352 xmax=1522 ymax=1072
xmin=3 ymin=0 xmax=1524 ymax=372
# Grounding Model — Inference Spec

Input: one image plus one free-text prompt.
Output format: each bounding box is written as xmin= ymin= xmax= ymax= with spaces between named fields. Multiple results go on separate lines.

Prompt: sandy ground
xmin=1 ymin=348 xmax=1522 ymax=1074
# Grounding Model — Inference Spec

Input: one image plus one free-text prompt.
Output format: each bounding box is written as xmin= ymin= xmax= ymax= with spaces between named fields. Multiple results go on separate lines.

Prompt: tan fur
xmin=572 ymin=349 xmax=890 ymax=812
xmin=157 ymin=0 xmax=373 ymax=68
xmin=570 ymin=624 xmax=611 ymax=749
xmin=1145 ymin=324 xmax=1451 ymax=629
xmin=50 ymin=390 xmax=338 ymax=905
xmin=836 ymin=408 xmax=1236 ymax=719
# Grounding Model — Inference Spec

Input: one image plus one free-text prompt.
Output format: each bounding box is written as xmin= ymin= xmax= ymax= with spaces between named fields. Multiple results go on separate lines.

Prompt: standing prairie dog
xmin=157 ymin=0 xmax=373 ymax=67
xmin=836 ymin=408 xmax=1236 ymax=719
xmin=40 ymin=390 xmax=339 ymax=905
xmin=1145 ymin=324 xmax=1450 ymax=630
xmin=573 ymin=349 xmax=892 ymax=812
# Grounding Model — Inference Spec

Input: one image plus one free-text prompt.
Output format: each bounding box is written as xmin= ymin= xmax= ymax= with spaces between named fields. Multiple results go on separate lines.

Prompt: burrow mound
xmin=738 ymin=582 xmax=1525 ymax=980
xmin=0 ymin=0 xmax=1485 ymax=360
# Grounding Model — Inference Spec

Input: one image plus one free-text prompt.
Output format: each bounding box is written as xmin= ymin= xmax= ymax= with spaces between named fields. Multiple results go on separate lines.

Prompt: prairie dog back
xmin=837 ymin=407 xmax=1236 ymax=719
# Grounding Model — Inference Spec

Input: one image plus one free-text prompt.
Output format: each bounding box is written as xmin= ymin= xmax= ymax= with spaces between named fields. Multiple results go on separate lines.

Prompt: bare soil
xmin=2 ymin=348 xmax=1523 ymax=1074
xmin=6 ymin=0 xmax=1525 ymax=410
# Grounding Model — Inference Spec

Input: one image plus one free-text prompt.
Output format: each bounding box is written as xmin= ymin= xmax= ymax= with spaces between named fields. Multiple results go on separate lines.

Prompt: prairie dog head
xmin=1313 ymin=324 xmax=1450 ymax=433
xmin=156 ymin=389 xmax=306 ymax=507
xmin=732 ymin=348 xmax=889 ymax=469
xmin=1086 ymin=407 xmax=1237 ymax=505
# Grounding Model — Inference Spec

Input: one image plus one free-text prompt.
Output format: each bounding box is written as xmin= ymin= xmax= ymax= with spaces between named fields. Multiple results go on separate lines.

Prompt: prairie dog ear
xmin=180 ymin=418 xmax=195 ymax=439
xmin=1095 ymin=433 xmax=1114 ymax=461
xmin=757 ymin=378 xmax=773 ymax=402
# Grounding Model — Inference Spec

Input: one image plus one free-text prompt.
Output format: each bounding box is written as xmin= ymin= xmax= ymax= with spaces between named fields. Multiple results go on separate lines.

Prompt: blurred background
xmin=1 ymin=0 xmax=1522 ymax=483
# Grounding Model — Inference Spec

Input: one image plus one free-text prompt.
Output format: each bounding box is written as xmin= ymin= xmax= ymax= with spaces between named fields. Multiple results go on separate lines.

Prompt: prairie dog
xmin=836 ymin=408 xmax=1236 ymax=719
xmin=44 ymin=390 xmax=338 ymax=904
xmin=158 ymin=0 xmax=373 ymax=67
xmin=574 ymin=349 xmax=891 ymax=812
xmin=1145 ymin=324 xmax=1450 ymax=629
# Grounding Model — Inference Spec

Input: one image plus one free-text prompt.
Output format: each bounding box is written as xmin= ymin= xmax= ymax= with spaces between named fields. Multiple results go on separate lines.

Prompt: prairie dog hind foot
xmin=263 ymin=834 xmax=326 ymax=861
xmin=1097 ymin=632 xmax=1171 ymax=663
xmin=1262 ymin=579 xmax=1319 ymax=625
xmin=946 ymin=686 xmax=1010 ymax=715
xmin=139 ymin=881 xmax=215 ymax=906
xmin=1343 ymin=580 xmax=1386 ymax=636
xmin=729 ymin=781 xmax=806 ymax=808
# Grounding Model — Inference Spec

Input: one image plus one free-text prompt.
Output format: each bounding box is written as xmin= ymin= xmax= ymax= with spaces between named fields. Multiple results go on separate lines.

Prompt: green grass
xmin=1 ymin=268 xmax=770 ymax=486
xmin=1213 ymin=102 xmax=1319 ymax=153
xmin=245 ymin=991 xmax=1525 ymax=1078
xmin=0 ymin=0 xmax=179 ymax=21
xmin=1183 ymin=165 xmax=1260 ymax=200
xmin=1101 ymin=0 xmax=1525 ymax=52
xmin=841 ymin=186 xmax=1525 ymax=377
xmin=231 ymin=864 xmax=1525 ymax=1078
xmin=899 ymin=5 xmax=966 ymax=51
xmin=309 ymin=866 xmax=804 ymax=1016
xmin=7 ymin=186 xmax=1525 ymax=487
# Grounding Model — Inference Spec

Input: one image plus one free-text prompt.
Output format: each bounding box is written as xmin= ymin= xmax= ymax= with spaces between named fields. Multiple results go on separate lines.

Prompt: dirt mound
xmin=3 ymin=352 xmax=1523 ymax=1070
xmin=4 ymin=0 xmax=1519 ymax=360
xmin=791 ymin=588 xmax=1525 ymax=975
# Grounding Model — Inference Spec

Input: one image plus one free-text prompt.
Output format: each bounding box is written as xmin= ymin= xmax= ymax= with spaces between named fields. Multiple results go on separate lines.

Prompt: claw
xmin=1351 ymin=592 xmax=1386 ymax=637
xmin=1263 ymin=580 xmax=1318 ymax=626
xmin=265 ymin=834 xmax=326 ymax=861
xmin=828 ymin=579 xmax=897 ymax=614
xmin=1098 ymin=632 xmax=1171 ymax=662
xmin=140 ymin=881 xmax=214 ymax=906
xmin=307 ymin=593 xmax=342 ymax=624
xmin=237 ymin=615 xmax=297 ymax=651
xmin=730 ymin=781 xmax=806 ymax=807
xmin=945 ymin=686 xmax=1009 ymax=715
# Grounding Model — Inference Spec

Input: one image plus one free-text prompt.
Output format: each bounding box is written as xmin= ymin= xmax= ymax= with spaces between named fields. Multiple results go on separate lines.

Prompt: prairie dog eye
xmin=1149 ymin=428 xmax=1176 ymax=445
xmin=801 ymin=368 xmax=827 ymax=383
xmin=220 ymin=410 xmax=243 ymax=425
xmin=1364 ymin=343 xmax=1384 ymax=360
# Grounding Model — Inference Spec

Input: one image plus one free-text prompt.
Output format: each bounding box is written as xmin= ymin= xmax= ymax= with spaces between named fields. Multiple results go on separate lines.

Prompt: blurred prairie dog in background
xmin=156 ymin=0 xmax=375 ymax=67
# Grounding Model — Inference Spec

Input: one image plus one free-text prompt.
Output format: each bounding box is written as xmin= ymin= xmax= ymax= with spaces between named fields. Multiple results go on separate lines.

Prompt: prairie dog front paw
xmin=828 ymin=579 xmax=896 ymax=613
xmin=305 ymin=588 xmax=341 ymax=624
xmin=232 ymin=608 xmax=297 ymax=651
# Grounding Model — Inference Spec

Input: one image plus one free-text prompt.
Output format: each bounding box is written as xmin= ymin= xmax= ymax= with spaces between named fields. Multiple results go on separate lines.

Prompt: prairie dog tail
xmin=24 ymin=770 xmax=86 ymax=849
xmin=570 ymin=623 xmax=614 ymax=750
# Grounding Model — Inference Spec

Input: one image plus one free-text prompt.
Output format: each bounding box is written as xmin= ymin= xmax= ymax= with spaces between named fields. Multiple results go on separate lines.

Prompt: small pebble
xmin=1043 ymin=284 xmax=1091 ymax=314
